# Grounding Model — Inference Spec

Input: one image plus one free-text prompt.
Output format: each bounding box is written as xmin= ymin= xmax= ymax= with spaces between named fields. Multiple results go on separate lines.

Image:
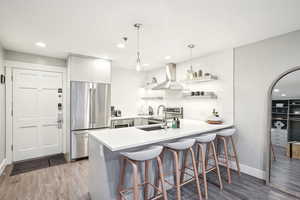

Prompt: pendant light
xmin=134 ymin=23 xmax=142 ymax=71
xmin=187 ymin=44 xmax=195 ymax=71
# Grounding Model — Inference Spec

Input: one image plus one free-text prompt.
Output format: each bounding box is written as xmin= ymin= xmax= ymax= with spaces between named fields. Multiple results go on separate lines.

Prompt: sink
xmin=137 ymin=126 xmax=165 ymax=131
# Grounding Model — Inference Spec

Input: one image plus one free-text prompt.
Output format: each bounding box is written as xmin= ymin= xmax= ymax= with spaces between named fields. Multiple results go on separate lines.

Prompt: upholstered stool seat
xmin=217 ymin=128 xmax=235 ymax=137
xmin=195 ymin=134 xmax=216 ymax=143
xmin=163 ymin=138 xmax=195 ymax=150
xmin=121 ymin=145 xmax=163 ymax=161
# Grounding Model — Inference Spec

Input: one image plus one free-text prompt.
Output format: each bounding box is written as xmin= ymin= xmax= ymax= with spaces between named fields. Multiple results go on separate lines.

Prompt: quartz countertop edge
xmin=89 ymin=119 xmax=233 ymax=152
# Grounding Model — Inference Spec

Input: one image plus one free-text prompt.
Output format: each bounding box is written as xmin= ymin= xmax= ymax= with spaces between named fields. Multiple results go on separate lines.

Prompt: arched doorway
xmin=267 ymin=66 xmax=300 ymax=198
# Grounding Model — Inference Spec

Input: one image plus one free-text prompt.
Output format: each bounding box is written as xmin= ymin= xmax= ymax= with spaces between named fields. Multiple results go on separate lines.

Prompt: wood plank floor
xmin=0 ymin=159 xmax=298 ymax=200
xmin=270 ymin=145 xmax=300 ymax=198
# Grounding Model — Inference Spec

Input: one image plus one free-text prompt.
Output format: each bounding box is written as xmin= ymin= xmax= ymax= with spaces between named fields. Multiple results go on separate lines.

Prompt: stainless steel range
xmin=148 ymin=107 xmax=183 ymax=124
xmin=165 ymin=107 xmax=184 ymax=119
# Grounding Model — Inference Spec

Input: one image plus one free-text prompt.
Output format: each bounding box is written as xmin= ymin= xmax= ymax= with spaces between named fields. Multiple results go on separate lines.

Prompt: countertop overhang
xmin=89 ymin=119 xmax=233 ymax=151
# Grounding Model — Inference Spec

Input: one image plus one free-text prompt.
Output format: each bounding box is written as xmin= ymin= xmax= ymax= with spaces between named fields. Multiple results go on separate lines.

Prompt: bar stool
xmin=216 ymin=128 xmax=241 ymax=184
xmin=162 ymin=139 xmax=202 ymax=200
xmin=194 ymin=133 xmax=223 ymax=199
xmin=117 ymin=145 xmax=168 ymax=200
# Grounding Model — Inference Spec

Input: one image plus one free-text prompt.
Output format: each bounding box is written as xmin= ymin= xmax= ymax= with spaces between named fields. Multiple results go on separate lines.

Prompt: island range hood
xmin=152 ymin=63 xmax=183 ymax=90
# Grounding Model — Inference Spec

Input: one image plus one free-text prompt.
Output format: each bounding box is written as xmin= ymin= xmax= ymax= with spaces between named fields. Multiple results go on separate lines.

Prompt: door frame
xmin=5 ymin=60 xmax=67 ymax=164
xmin=266 ymin=66 xmax=300 ymax=195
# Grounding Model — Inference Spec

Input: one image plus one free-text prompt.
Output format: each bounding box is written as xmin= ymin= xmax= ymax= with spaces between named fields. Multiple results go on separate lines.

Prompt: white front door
xmin=12 ymin=68 xmax=63 ymax=161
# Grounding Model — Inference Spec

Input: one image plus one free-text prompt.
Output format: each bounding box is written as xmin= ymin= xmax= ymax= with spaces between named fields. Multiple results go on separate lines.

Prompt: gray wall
xmin=234 ymin=30 xmax=300 ymax=171
xmin=0 ymin=43 xmax=5 ymax=165
xmin=5 ymin=50 xmax=66 ymax=67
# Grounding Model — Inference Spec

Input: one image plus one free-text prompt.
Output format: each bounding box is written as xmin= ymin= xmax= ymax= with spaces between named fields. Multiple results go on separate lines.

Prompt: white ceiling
xmin=273 ymin=70 xmax=300 ymax=99
xmin=1 ymin=0 xmax=300 ymax=70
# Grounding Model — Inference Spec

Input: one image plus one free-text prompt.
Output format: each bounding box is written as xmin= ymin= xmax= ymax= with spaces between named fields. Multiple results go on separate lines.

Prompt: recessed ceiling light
xmin=35 ymin=42 xmax=46 ymax=48
xmin=165 ymin=56 xmax=171 ymax=60
xmin=143 ymin=63 xmax=150 ymax=66
xmin=281 ymin=93 xmax=286 ymax=97
xmin=116 ymin=43 xmax=125 ymax=48
xmin=273 ymin=88 xmax=280 ymax=92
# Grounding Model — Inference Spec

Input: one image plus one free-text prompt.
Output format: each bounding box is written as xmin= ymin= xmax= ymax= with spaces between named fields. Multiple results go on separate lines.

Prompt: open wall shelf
xmin=272 ymin=99 xmax=300 ymax=142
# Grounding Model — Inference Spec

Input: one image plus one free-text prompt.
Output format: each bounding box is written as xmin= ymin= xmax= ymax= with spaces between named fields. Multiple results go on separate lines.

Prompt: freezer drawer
xmin=71 ymin=130 xmax=89 ymax=159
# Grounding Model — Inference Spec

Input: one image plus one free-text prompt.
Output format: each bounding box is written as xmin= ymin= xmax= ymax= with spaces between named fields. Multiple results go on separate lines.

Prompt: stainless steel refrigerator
xmin=71 ymin=81 xmax=111 ymax=159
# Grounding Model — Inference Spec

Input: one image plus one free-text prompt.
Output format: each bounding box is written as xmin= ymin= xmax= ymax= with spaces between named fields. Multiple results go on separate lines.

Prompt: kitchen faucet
xmin=157 ymin=105 xmax=166 ymax=116
xmin=157 ymin=105 xmax=168 ymax=128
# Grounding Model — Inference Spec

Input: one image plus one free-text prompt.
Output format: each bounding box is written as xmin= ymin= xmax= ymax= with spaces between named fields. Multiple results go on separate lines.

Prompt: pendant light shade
xmin=134 ymin=23 xmax=142 ymax=71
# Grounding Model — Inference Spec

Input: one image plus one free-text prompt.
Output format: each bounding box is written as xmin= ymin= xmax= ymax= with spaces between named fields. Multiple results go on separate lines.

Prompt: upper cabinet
xmin=68 ymin=55 xmax=111 ymax=83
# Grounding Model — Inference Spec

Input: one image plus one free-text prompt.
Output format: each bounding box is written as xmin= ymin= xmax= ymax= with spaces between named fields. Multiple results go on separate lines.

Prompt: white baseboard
xmin=227 ymin=160 xmax=266 ymax=180
xmin=0 ymin=158 xmax=7 ymax=176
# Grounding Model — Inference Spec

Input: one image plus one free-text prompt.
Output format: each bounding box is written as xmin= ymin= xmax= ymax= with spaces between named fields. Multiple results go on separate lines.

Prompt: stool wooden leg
xmin=171 ymin=150 xmax=181 ymax=200
xmin=211 ymin=141 xmax=223 ymax=190
xmin=154 ymin=150 xmax=165 ymax=197
xmin=197 ymin=144 xmax=208 ymax=199
xmin=157 ymin=156 xmax=168 ymax=200
xmin=205 ymin=142 xmax=211 ymax=170
xmin=189 ymin=147 xmax=203 ymax=200
xmin=127 ymin=160 xmax=140 ymax=200
xmin=117 ymin=157 xmax=127 ymax=200
xmin=220 ymin=136 xmax=231 ymax=184
xmin=144 ymin=160 xmax=150 ymax=199
xmin=180 ymin=150 xmax=189 ymax=183
xmin=230 ymin=136 xmax=241 ymax=176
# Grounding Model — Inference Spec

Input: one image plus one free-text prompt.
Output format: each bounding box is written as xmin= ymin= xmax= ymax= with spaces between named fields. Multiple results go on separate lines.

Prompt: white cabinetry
xmin=68 ymin=55 xmax=111 ymax=83
xmin=271 ymin=129 xmax=287 ymax=147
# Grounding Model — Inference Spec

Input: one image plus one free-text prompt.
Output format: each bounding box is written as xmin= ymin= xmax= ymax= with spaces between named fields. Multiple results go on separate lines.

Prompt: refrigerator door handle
xmin=89 ymin=87 xmax=93 ymax=127
xmin=91 ymin=84 xmax=96 ymax=127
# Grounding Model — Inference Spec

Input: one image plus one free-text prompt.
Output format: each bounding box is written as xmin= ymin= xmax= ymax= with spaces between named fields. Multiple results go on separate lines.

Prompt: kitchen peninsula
xmin=88 ymin=119 xmax=233 ymax=200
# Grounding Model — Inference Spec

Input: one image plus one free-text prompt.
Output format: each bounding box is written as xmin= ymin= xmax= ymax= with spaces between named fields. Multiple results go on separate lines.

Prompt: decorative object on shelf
xmin=197 ymin=70 xmax=202 ymax=77
xmin=134 ymin=23 xmax=143 ymax=71
xmin=183 ymin=90 xmax=217 ymax=99
xmin=207 ymin=109 xmax=223 ymax=124
xmin=274 ymin=121 xmax=285 ymax=129
xmin=183 ymin=74 xmax=218 ymax=83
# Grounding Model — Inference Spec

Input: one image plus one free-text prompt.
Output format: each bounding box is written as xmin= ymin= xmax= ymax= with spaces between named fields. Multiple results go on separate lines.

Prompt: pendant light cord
xmin=188 ymin=44 xmax=195 ymax=70
xmin=136 ymin=24 xmax=141 ymax=61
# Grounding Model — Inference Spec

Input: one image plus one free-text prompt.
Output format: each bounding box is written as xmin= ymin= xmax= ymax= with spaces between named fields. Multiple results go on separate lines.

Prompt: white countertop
xmin=89 ymin=119 xmax=233 ymax=151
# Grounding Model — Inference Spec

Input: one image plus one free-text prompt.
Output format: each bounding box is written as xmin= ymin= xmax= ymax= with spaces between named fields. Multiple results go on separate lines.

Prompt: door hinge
xmin=11 ymin=74 xmax=13 ymax=81
xmin=11 ymin=145 xmax=13 ymax=151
